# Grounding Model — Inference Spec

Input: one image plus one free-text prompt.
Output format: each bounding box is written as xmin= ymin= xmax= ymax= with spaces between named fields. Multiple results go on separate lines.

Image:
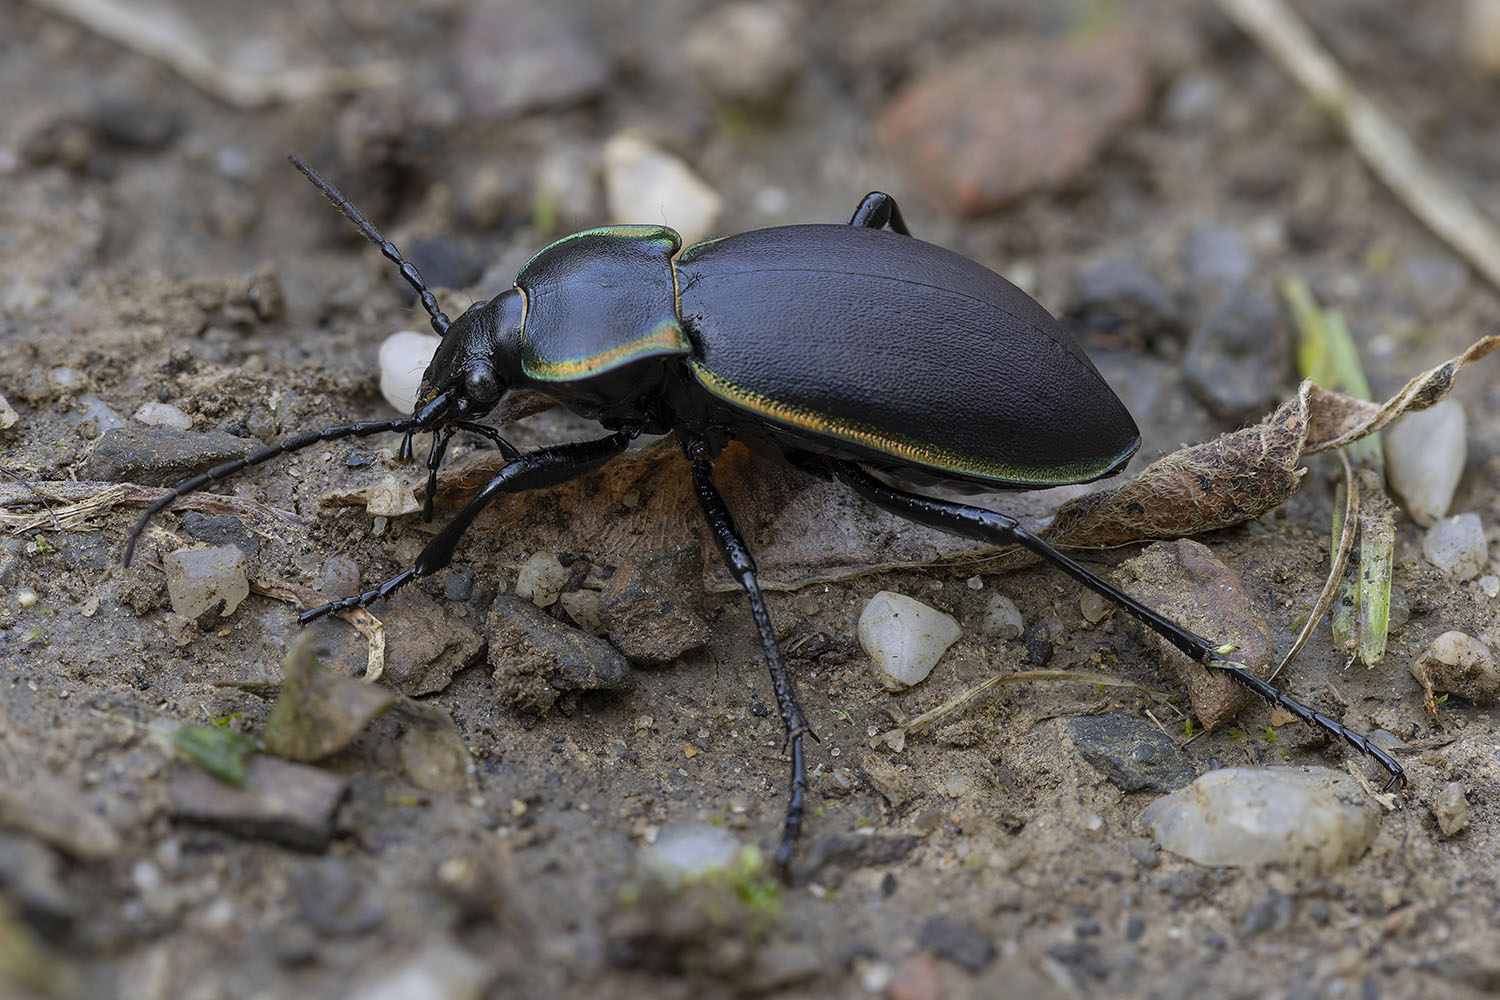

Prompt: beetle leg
xmin=848 ymin=192 xmax=911 ymax=236
xmin=832 ymin=460 xmax=1406 ymax=789
xmin=422 ymin=426 xmax=457 ymax=522
xmin=300 ymin=431 xmax=632 ymax=624
xmin=689 ymin=452 xmax=812 ymax=877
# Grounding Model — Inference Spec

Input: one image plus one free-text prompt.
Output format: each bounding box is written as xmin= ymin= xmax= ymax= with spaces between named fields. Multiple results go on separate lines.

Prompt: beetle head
xmin=416 ymin=288 xmax=526 ymax=425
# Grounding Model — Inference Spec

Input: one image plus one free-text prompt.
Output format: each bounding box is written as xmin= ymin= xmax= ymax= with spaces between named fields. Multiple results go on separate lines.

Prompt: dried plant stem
xmin=1219 ymin=0 xmax=1500 ymax=293
xmin=26 ymin=0 xmax=399 ymax=109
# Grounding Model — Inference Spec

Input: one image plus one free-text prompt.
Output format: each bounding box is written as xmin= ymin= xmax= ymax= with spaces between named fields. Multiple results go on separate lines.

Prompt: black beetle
xmin=127 ymin=157 xmax=1403 ymax=874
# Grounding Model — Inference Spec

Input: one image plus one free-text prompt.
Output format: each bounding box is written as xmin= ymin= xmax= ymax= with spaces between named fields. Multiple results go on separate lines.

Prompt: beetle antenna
xmin=288 ymin=155 xmax=452 ymax=338
xmin=124 ymin=414 xmax=423 ymax=567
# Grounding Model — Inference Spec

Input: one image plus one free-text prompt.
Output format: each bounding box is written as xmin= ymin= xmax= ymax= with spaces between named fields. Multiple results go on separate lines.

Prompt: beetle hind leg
xmin=688 ymin=449 xmax=812 ymax=878
xmin=831 ymin=460 xmax=1406 ymax=789
xmin=849 ymin=192 xmax=911 ymax=236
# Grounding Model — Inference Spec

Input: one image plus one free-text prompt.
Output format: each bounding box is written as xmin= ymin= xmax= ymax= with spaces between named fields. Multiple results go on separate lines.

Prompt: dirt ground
xmin=3 ymin=1 xmax=1500 ymax=997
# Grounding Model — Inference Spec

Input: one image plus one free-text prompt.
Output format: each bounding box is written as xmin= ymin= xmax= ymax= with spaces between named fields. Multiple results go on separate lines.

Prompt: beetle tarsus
xmin=690 ymin=454 xmax=812 ymax=879
xmin=300 ymin=567 xmax=419 ymax=624
xmin=1211 ymin=656 xmax=1405 ymax=787
xmin=832 ymin=459 xmax=1407 ymax=789
xmin=849 ymin=192 xmax=911 ymax=236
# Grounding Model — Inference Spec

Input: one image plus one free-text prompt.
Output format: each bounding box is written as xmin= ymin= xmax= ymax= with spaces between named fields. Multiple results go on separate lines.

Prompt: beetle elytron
xmin=127 ymin=157 xmax=1403 ymax=874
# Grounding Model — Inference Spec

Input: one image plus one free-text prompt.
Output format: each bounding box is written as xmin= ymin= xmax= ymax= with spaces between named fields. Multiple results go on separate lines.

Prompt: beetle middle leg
xmin=687 ymin=442 xmax=812 ymax=877
xmin=849 ymin=192 xmax=911 ymax=235
xmin=301 ymin=431 xmax=633 ymax=623
xmin=831 ymin=460 xmax=1406 ymax=789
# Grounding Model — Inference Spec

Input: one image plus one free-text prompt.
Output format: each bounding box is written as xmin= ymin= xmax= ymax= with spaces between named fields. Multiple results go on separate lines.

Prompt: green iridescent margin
xmin=688 ymin=360 xmax=1125 ymax=486
xmin=518 ymin=225 xmax=682 ymax=278
xmin=524 ymin=319 xmax=690 ymax=381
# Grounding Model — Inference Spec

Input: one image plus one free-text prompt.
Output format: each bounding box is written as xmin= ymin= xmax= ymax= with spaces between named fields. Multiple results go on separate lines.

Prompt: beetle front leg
xmin=301 ymin=431 xmax=632 ymax=624
xmin=848 ymin=192 xmax=911 ymax=235
xmin=832 ymin=460 xmax=1405 ymax=789
xmin=688 ymin=448 xmax=812 ymax=878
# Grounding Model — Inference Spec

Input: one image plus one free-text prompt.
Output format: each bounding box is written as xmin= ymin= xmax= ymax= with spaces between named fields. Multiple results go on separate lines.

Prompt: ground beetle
xmin=127 ymin=157 xmax=1404 ymax=874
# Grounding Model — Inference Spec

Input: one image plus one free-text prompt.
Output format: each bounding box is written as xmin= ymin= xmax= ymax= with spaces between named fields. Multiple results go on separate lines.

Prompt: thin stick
xmin=1219 ymin=0 xmax=1500 ymax=293
xmin=900 ymin=670 xmax=1167 ymax=734
xmin=26 ymin=0 xmax=400 ymax=109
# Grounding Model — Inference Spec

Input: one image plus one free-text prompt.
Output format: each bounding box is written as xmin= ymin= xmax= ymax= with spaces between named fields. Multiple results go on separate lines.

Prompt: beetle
xmin=127 ymin=157 xmax=1404 ymax=874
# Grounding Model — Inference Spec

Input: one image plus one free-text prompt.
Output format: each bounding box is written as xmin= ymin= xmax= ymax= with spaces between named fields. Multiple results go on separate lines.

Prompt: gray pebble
xmin=80 ymin=425 xmax=254 ymax=487
xmin=1183 ymin=286 xmax=1288 ymax=421
xmin=290 ymin=857 xmax=384 ymax=936
xmin=457 ymin=2 xmax=608 ymax=121
xmin=684 ymin=3 xmax=803 ymax=109
xmin=444 ymin=566 xmax=475 ymax=603
xmin=1060 ymin=712 xmax=1197 ymax=793
xmin=168 ymin=756 xmax=347 ymax=850
xmin=1070 ymin=255 xmax=1179 ymax=339
xmin=1161 ymin=72 xmax=1224 ymax=125
xmin=182 ymin=513 xmax=259 ymax=559
xmin=1401 ymin=253 xmax=1469 ymax=312
xmin=1237 ymin=891 xmax=1294 ymax=938
xmin=94 ymin=96 xmax=182 ymax=149
xmin=918 ymin=916 xmax=996 ymax=972
xmin=0 ymin=835 xmax=76 ymax=936
xmin=1181 ymin=225 xmax=1253 ymax=296
xmin=487 ymin=593 xmax=633 ymax=714
xmin=600 ymin=564 xmax=710 ymax=664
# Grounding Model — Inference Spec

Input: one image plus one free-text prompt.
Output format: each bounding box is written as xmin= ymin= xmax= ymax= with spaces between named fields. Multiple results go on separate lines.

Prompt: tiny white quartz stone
xmin=378 ymin=331 xmax=440 ymax=413
xmin=603 ymin=133 xmax=723 ymax=247
xmin=858 ymin=591 xmax=962 ymax=691
xmin=1385 ymin=400 xmax=1466 ymax=526
xmin=1141 ymin=767 xmax=1381 ymax=873
xmin=1423 ymin=512 xmax=1488 ymax=581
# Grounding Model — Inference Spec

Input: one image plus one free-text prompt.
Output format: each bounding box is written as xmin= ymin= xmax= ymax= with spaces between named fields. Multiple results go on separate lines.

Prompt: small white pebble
xmin=46 ymin=366 xmax=85 ymax=394
xmin=966 ymin=575 xmax=984 ymax=591
xmin=164 ymin=545 xmax=249 ymax=618
xmin=378 ymin=331 xmax=441 ymax=413
xmin=133 ymin=401 xmax=192 ymax=430
xmin=858 ymin=591 xmax=961 ymax=691
xmin=645 ymin=823 xmax=741 ymax=879
xmin=1423 ymin=512 xmax=1488 ymax=581
xmin=982 ymin=594 xmax=1024 ymax=640
xmin=1479 ymin=575 xmax=1500 ymax=599
xmin=1141 ymin=767 xmax=1381 ymax=872
xmin=17 ymin=588 xmax=38 ymax=608
xmin=603 ymin=133 xmax=722 ymax=246
xmin=1079 ymin=589 xmax=1112 ymax=623
xmin=1386 ymin=400 xmax=1466 ymax=526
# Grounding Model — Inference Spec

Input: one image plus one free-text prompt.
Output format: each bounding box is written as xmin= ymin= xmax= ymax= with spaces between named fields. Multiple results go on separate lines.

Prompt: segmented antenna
xmin=288 ymin=155 xmax=452 ymax=338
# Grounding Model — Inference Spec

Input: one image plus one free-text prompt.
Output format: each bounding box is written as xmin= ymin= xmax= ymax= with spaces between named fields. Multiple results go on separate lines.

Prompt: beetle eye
xmin=464 ymin=366 xmax=500 ymax=406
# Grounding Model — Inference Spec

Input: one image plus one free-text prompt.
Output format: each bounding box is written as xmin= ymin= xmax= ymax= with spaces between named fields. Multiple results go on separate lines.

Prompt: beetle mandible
xmin=126 ymin=157 xmax=1404 ymax=874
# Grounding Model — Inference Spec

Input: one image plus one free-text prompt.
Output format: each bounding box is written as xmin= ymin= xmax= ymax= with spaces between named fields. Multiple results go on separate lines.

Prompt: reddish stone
xmin=878 ymin=34 xmax=1150 ymax=217
xmin=888 ymin=954 xmax=943 ymax=1000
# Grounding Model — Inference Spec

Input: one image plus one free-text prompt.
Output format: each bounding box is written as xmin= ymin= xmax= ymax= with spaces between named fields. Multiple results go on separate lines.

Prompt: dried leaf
xmin=1046 ymin=336 xmax=1498 ymax=548
xmin=263 ymin=632 xmax=395 ymax=761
